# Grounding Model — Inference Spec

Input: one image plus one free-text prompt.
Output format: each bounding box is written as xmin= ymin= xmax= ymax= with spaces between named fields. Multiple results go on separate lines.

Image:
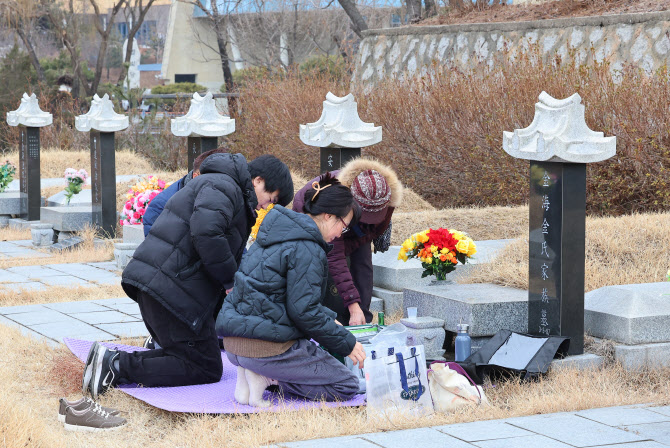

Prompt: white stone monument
xmin=7 ymin=93 xmax=53 ymax=127
xmin=171 ymin=92 xmax=235 ymax=137
xmin=171 ymin=92 xmax=235 ymax=171
xmin=75 ymin=94 xmax=129 ymax=133
xmin=300 ymin=92 xmax=382 ymax=172
xmin=123 ymin=38 xmax=141 ymax=90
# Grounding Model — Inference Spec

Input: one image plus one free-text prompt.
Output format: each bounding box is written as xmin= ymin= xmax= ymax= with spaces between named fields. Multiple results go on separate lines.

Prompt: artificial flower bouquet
xmin=64 ymin=168 xmax=88 ymax=204
xmin=0 ymin=160 xmax=16 ymax=193
xmin=250 ymin=203 xmax=274 ymax=240
xmin=398 ymin=228 xmax=477 ymax=281
xmin=120 ymin=176 xmax=171 ymax=226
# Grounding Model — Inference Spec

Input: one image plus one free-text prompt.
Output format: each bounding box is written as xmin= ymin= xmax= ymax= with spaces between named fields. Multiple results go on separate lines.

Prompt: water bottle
xmin=455 ymin=323 xmax=471 ymax=362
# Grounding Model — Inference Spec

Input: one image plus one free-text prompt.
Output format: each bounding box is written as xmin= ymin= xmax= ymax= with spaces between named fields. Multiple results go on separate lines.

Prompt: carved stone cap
xmin=299 ymin=92 xmax=382 ymax=148
xmin=75 ymin=94 xmax=129 ymax=133
xmin=503 ymin=92 xmax=616 ymax=163
xmin=6 ymin=93 xmax=53 ymax=128
xmin=171 ymin=92 xmax=235 ymax=137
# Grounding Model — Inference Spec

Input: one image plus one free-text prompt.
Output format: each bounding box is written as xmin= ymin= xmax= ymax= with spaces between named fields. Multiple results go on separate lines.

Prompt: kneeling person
xmin=82 ymin=154 xmax=294 ymax=399
xmin=217 ymin=174 xmax=366 ymax=407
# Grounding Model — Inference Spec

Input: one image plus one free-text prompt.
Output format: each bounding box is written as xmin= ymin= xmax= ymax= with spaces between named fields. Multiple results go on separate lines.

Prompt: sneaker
xmin=82 ymin=342 xmax=99 ymax=395
xmin=58 ymin=397 xmax=119 ymax=423
xmin=142 ymin=336 xmax=155 ymax=350
xmin=90 ymin=346 xmax=121 ymax=400
xmin=63 ymin=401 xmax=127 ymax=432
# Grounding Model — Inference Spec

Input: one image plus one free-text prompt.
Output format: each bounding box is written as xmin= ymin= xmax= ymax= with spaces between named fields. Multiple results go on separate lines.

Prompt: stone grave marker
xmin=503 ymin=92 xmax=616 ymax=355
xmin=171 ymin=92 xmax=235 ymax=171
xmin=75 ymin=94 xmax=129 ymax=238
xmin=300 ymin=92 xmax=381 ymax=172
xmin=6 ymin=93 xmax=53 ymax=221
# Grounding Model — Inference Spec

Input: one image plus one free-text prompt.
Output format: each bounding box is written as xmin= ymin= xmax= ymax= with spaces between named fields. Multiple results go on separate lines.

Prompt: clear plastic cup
xmin=407 ymin=307 xmax=418 ymax=318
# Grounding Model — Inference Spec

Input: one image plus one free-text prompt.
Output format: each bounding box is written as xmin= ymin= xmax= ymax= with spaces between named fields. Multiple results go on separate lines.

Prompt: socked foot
xmin=234 ymin=366 xmax=249 ymax=405
xmin=244 ymin=369 xmax=276 ymax=408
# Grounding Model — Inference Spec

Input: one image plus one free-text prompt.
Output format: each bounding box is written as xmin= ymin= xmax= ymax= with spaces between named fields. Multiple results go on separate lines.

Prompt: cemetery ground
xmin=0 ymin=150 xmax=669 ymax=446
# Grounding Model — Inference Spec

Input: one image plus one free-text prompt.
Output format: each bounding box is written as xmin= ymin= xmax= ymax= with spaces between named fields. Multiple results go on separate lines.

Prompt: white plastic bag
xmin=428 ymin=362 xmax=488 ymax=413
xmin=365 ymin=344 xmax=434 ymax=417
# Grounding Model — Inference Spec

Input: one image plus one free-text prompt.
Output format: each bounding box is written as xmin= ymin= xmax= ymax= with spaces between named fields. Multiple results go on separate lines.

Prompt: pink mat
xmin=64 ymin=338 xmax=366 ymax=414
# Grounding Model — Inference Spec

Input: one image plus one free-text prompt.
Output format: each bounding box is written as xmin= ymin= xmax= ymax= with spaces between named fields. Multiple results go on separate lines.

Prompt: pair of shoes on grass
xmin=234 ymin=366 xmax=278 ymax=408
xmin=82 ymin=342 xmax=121 ymax=400
xmin=58 ymin=397 xmax=126 ymax=432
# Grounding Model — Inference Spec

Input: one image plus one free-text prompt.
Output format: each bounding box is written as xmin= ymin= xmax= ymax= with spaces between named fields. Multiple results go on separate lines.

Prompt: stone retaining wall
xmin=353 ymin=10 xmax=670 ymax=90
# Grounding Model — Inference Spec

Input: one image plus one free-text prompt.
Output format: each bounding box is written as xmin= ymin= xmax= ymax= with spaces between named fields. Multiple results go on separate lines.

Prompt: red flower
xmin=133 ymin=212 xmax=141 ymax=219
xmin=426 ymin=228 xmax=458 ymax=252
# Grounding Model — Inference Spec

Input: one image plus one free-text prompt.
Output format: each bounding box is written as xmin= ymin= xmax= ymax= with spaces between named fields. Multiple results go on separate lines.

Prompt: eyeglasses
xmin=338 ymin=217 xmax=349 ymax=234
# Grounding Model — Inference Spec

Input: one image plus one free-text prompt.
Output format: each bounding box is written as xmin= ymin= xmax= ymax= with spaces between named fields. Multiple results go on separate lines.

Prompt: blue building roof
xmin=139 ymin=63 xmax=162 ymax=72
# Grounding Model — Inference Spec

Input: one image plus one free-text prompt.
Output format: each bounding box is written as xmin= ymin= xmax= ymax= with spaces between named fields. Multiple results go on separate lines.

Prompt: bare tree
xmin=0 ymin=0 xmax=46 ymax=83
xmin=336 ymin=0 xmax=367 ymax=38
xmin=42 ymin=0 xmax=127 ymax=96
xmin=117 ymin=0 xmax=158 ymax=86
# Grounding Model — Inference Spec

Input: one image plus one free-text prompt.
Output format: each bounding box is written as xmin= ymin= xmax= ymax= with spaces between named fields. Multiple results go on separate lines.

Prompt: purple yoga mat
xmin=64 ymin=338 xmax=366 ymax=414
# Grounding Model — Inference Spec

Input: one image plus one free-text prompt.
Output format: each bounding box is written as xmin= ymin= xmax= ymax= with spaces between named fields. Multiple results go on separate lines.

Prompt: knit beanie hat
xmin=351 ymin=169 xmax=392 ymax=224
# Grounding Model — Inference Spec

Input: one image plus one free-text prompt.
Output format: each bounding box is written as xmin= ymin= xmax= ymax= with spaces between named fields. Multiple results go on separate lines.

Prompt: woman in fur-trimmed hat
xmin=293 ymin=158 xmax=403 ymax=325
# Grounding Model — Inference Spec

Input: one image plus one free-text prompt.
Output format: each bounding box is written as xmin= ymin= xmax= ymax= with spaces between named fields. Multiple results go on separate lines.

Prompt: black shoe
xmin=82 ymin=342 xmax=100 ymax=395
xmin=90 ymin=346 xmax=120 ymax=401
xmin=143 ymin=336 xmax=155 ymax=350
xmin=218 ymin=338 xmax=224 ymax=350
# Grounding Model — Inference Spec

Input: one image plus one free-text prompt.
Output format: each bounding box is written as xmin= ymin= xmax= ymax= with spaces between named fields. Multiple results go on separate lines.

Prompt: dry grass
xmin=0 ymin=321 xmax=667 ymax=448
xmin=0 ymin=226 xmax=32 ymax=241
xmin=0 ymin=284 xmax=124 ymax=307
xmin=3 ymin=149 xmax=154 ymax=179
xmin=0 ymin=226 xmax=115 ymax=270
xmin=391 ymin=205 xmax=528 ymax=245
xmin=463 ymin=212 xmax=670 ymax=292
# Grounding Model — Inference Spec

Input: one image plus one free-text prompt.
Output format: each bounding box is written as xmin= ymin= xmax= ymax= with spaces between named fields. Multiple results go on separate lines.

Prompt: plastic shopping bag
xmin=428 ymin=362 xmax=488 ymax=413
xmin=365 ymin=344 xmax=434 ymax=417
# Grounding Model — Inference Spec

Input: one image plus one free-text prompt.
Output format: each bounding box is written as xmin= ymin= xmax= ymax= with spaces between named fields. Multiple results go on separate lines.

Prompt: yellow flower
xmin=441 ymin=247 xmax=449 ymax=255
xmin=455 ymin=239 xmax=470 ymax=254
xmin=426 ymin=257 xmax=433 ymax=264
xmin=430 ymin=245 xmax=438 ymax=254
xmin=401 ymin=239 xmax=414 ymax=252
xmin=452 ymin=230 xmax=465 ymax=241
xmin=466 ymin=238 xmax=477 ymax=256
xmin=398 ymin=252 xmax=408 ymax=261
xmin=416 ymin=231 xmax=429 ymax=244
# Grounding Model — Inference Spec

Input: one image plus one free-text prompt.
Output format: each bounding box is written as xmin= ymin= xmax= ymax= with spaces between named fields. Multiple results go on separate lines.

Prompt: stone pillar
xmin=503 ymin=92 xmax=616 ymax=356
xmin=75 ymin=94 xmax=129 ymax=238
xmin=401 ymin=316 xmax=446 ymax=360
xmin=171 ymin=92 xmax=235 ymax=171
xmin=300 ymin=92 xmax=382 ymax=173
xmin=6 ymin=93 xmax=53 ymax=221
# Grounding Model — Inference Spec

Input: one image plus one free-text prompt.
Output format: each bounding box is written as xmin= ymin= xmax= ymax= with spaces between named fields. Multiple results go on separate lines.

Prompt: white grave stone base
xmin=75 ymin=94 xmax=129 ymax=133
xmin=401 ymin=316 xmax=446 ymax=359
xmin=6 ymin=93 xmax=52 ymax=128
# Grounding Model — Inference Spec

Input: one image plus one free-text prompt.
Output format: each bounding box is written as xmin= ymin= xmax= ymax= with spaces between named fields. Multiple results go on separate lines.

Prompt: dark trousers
xmin=322 ymin=243 xmax=373 ymax=326
xmin=118 ymin=290 xmax=222 ymax=387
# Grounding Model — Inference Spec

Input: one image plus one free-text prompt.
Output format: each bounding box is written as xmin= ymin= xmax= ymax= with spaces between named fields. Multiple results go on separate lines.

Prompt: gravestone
xmin=503 ymin=92 xmax=616 ymax=355
xmin=75 ymin=94 xmax=129 ymax=238
xmin=6 ymin=93 xmax=53 ymax=221
xmin=171 ymin=92 xmax=235 ymax=171
xmin=300 ymin=92 xmax=382 ymax=172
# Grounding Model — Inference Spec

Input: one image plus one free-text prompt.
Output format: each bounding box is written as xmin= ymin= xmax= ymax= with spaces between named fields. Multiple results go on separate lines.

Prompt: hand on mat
xmin=348 ymin=342 xmax=366 ymax=368
xmin=348 ymin=303 xmax=365 ymax=326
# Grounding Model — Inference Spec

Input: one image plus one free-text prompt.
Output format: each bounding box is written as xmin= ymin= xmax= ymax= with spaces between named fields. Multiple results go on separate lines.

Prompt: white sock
xmin=244 ymin=369 xmax=276 ymax=408
xmin=234 ymin=366 xmax=249 ymax=405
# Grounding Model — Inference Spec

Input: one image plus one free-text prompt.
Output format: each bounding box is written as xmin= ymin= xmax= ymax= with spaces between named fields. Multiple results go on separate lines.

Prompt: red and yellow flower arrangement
xmin=398 ymin=228 xmax=477 ymax=281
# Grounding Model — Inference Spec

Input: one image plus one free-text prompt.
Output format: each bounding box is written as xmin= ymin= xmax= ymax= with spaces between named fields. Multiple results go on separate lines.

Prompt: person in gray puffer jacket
xmin=217 ymin=174 xmax=366 ymax=407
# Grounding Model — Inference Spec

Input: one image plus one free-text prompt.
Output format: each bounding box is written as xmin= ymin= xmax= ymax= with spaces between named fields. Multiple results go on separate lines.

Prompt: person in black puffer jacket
xmin=82 ymin=153 xmax=294 ymax=398
xmin=217 ymin=174 xmax=366 ymax=407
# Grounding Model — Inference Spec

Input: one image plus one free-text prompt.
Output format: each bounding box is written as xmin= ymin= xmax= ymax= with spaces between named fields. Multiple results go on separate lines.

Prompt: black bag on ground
xmin=466 ymin=329 xmax=570 ymax=382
